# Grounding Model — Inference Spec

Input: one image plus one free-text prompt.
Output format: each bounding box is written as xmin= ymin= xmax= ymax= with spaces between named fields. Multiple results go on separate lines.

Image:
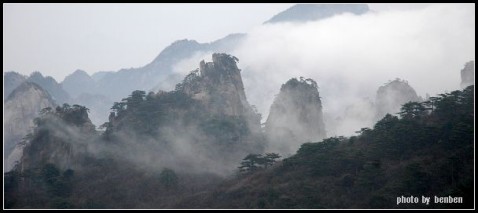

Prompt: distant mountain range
xmin=55 ymin=4 xmax=372 ymax=125
xmin=4 ymin=71 xmax=69 ymax=104
xmin=264 ymin=3 xmax=369 ymax=24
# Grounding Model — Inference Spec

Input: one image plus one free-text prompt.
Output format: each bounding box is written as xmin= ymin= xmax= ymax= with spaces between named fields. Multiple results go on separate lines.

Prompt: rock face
xmin=176 ymin=53 xmax=261 ymax=135
xmin=4 ymin=71 xmax=70 ymax=104
xmin=19 ymin=104 xmax=96 ymax=172
xmin=3 ymin=71 xmax=27 ymax=101
xmin=265 ymin=77 xmax=326 ymax=155
xmin=179 ymin=53 xmax=252 ymax=117
xmin=460 ymin=60 xmax=474 ymax=89
xmin=27 ymin=71 xmax=70 ymax=104
xmin=375 ymin=79 xmax=420 ymax=120
xmin=264 ymin=3 xmax=369 ymax=24
xmin=4 ymin=82 xmax=56 ymax=171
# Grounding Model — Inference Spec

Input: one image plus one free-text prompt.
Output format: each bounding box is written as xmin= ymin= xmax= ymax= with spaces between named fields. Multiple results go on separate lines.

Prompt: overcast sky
xmin=3 ymin=3 xmax=437 ymax=82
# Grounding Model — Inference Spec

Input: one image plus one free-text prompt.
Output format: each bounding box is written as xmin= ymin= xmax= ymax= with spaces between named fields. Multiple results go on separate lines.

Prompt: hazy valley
xmin=3 ymin=3 xmax=475 ymax=209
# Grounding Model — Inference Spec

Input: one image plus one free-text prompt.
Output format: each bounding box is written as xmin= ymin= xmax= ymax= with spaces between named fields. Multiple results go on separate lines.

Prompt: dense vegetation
xmin=180 ymin=85 xmax=473 ymax=209
xmin=4 ymin=85 xmax=474 ymax=209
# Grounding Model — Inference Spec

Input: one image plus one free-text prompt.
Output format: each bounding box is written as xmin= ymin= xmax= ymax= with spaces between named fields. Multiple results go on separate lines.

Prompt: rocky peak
xmin=265 ymin=77 xmax=326 ymax=155
xmin=4 ymin=82 xmax=56 ymax=171
xmin=375 ymin=78 xmax=420 ymax=120
xmin=18 ymin=103 xmax=96 ymax=172
xmin=27 ymin=71 xmax=70 ymax=104
xmin=460 ymin=60 xmax=474 ymax=89
xmin=179 ymin=53 xmax=251 ymax=118
xmin=3 ymin=71 xmax=27 ymax=100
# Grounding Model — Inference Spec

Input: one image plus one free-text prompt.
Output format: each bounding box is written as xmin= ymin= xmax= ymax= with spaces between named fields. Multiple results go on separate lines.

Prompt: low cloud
xmin=228 ymin=4 xmax=474 ymax=136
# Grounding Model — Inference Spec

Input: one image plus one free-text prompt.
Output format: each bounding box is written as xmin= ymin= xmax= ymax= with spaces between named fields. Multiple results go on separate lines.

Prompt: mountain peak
xmin=265 ymin=3 xmax=369 ymax=24
xmin=26 ymin=71 xmax=70 ymax=104
xmin=62 ymin=69 xmax=96 ymax=99
xmin=70 ymin=69 xmax=89 ymax=76
xmin=6 ymin=81 xmax=53 ymax=102
xmin=150 ymin=39 xmax=202 ymax=65
xmin=265 ymin=77 xmax=326 ymax=155
xmin=29 ymin=71 xmax=44 ymax=78
xmin=4 ymin=81 xmax=56 ymax=171
xmin=460 ymin=60 xmax=474 ymax=89
xmin=3 ymin=71 xmax=27 ymax=100
xmin=375 ymin=78 xmax=420 ymax=120
xmin=178 ymin=53 xmax=253 ymax=118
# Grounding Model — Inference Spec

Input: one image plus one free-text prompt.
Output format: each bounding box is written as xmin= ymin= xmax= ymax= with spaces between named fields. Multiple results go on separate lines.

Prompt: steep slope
xmin=27 ymin=71 xmax=70 ymax=104
xmin=264 ymin=3 xmax=369 ymax=24
xmin=375 ymin=78 xmax=421 ymax=120
xmin=18 ymin=104 xmax=97 ymax=172
xmin=4 ymin=82 xmax=56 ymax=171
xmin=3 ymin=71 xmax=27 ymax=101
xmin=460 ymin=60 xmax=474 ymax=89
xmin=265 ymin=77 xmax=326 ymax=155
xmin=178 ymin=53 xmax=256 ymax=119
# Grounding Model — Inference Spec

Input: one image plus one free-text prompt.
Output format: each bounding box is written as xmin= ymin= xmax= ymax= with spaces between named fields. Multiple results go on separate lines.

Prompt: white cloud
xmin=226 ymin=4 xmax=474 ymax=136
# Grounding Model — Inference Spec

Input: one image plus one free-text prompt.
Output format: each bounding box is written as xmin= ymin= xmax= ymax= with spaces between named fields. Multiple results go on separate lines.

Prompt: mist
xmin=7 ymin=3 xmax=475 ymax=174
xmin=171 ymin=4 xmax=474 ymax=137
xmin=90 ymin=122 xmax=247 ymax=176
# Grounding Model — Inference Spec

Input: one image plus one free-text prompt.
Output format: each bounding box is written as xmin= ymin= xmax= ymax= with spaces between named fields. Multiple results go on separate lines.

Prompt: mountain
xmin=61 ymin=70 xmax=97 ymax=98
xmin=375 ymin=78 xmax=421 ymax=121
xmin=62 ymin=70 xmax=111 ymax=126
xmin=179 ymin=53 xmax=256 ymax=119
xmin=5 ymin=54 xmax=266 ymax=208
xmin=57 ymin=4 xmax=372 ymax=126
xmin=460 ymin=60 xmax=474 ymax=89
xmin=4 ymin=71 xmax=70 ymax=104
xmin=3 ymin=71 xmax=27 ymax=101
xmin=26 ymin=71 xmax=70 ymax=104
xmin=18 ymin=104 xmax=96 ymax=172
xmin=102 ymin=53 xmax=263 ymax=175
xmin=172 ymin=86 xmax=474 ymax=209
xmin=265 ymin=77 xmax=326 ymax=155
xmin=4 ymin=82 xmax=56 ymax=171
xmin=264 ymin=3 xmax=369 ymax=24
xmin=61 ymin=34 xmax=246 ymax=126
xmin=71 ymin=93 xmax=112 ymax=127
xmin=73 ymin=3 xmax=371 ymax=104
xmin=6 ymin=4 xmax=473 ymax=209
xmin=5 ymin=59 xmax=474 ymax=209
xmin=92 ymin=33 xmax=246 ymax=102
xmin=91 ymin=71 xmax=114 ymax=81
